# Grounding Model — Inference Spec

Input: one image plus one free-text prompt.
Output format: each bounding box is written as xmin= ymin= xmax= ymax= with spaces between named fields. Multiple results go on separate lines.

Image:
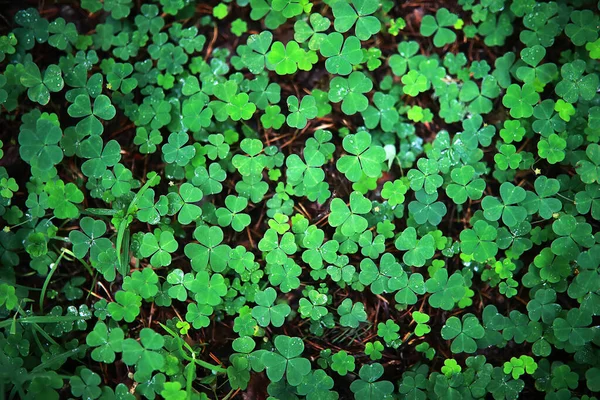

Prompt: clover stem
xmin=39 ymin=249 xmax=66 ymax=311
xmin=159 ymin=323 xmax=227 ymax=373
xmin=115 ymin=173 xmax=160 ymax=275
xmin=61 ymin=247 xmax=94 ymax=276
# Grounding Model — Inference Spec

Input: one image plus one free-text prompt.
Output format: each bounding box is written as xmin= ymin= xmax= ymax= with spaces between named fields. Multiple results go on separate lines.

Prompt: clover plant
xmin=0 ymin=1 xmax=599 ymax=399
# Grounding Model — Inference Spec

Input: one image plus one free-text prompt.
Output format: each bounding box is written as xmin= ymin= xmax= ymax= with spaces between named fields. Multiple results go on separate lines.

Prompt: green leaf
xmin=139 ymin=230 xmax=178 ymax=267
xmin=502 ymin=83 xmax=539 ymax=118
xmin=329 ymin=191 xmax=372 ymax=236
xmin=441 ymin=316 xmax=484 ymax=353
xmin=18 ymin=118 xmax=63 ymax=171
xmin=252 ymin=287 xmax=291 ymax=327
xmin=328 ymin=71 xmax=373 ymax=115
xmin=337 ymin=298 xmax=367 ymax=328
xmin=332 ymin=0 xmax=381 ymax=41
xmin=320 ymin=33 xmax=363 ymax=75
xmin=336 ymin=131 xmax=385 ymax=182
xmin=420 ymin=8 xmax=458 ymax=47
xmin=425 ymin=268 xmax=465 ymax=310
xmin=350 ymin=363 xmax=394 ymax=400
xmin=262 ymin=335 xmax=311 ymax=386
xmin=20 ymin=62 xmax=64 ymax=105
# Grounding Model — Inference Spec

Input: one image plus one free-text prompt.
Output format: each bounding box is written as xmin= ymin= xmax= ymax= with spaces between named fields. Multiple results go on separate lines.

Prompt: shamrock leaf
xmin=408 ymin=190 xmax=447 ymax=226
xmin=19 ymin=62 xmax=64 ymax=105
xmin=336 ymin=131 xmax=386 ymax=182
xmin=69 ymin=217 xmax=112 ymax=260
xmin=332 ymin=0 xmax=381 ymax=41
xmin=287 ymin=95 xmax=318 ymax=129
xmin=337 ymin=298 xmax=367 ymax=328
xmin=350 ymin=363 xmax=394 ymax=400
xmin=420 ymin=8 xmax=458 ymax=47
xmin=86 ymin=322 xmax=124 ymax=363
xmin=328 ymin=71 xmax=373 ymax=115
xmin=407 ymin=158 xmax=443 ymax=195
xmin=460 ymin=220 xmax=499 ymax=263
xmin=18 ymin=118 xmax=63 ymax=171
xmin=68 ymin=94 xmax=116 ymax=136
xmin=262 ymin=335 xmax=311 ymax=386
xmin=122 ymin=268 xmax=159 ymax=299
xmin=252 ymin=287 xmax=291 ymax=327
xmin=121 ymin=328 xmax=165 ymax=382
xmin=184 ymin=225 xmax=231 ymax=272
xmin=555 ymin=60 xmax=599 ymax=103
xmin=331 ymin=351 xmax=355 ymax=376
xmin=359 ymin=253 xmax=402 ymax=294
xmin=425 ymin=269 xmax=466 ymax=310
xmin=361 ymin=92 xmax=399 ymax=132
xmin=107 ymin=291 xmax=142 ymax=323
xmin=401 ymin=70 xmax=429 ymax=96
xmin=299 ymin=289 xmax=328 ymax=320
xmin=139 ymin=230 xmax=178 ymax=267
xmin=395 ymin=228 xmax=435 ymax=267
xmin=329 ymin=191 xmax=372 ymax=237
xmin=576 ymin=144 xmax=600 ymax=184
xmin=188 ymin=271 xmax=228 ymax=306
xmin=446 ymin=165 xmax=486 ymax=204
xmin=295 ymin=13 xmax=331 ymax=50
xmin=502 ymin=83 xmax=539 ymax=118
xmin=441 ymin=315 xmax=485 ymax=353
xmin=286 ymin=148 xmax=326 ymax=188
xmin=80 ymin=136 xmax=122 ymax=178
xmin=320 ymin=33 xmax=363 ymax=75
xmin=186 ymin=303 xmax=213 ymax=329
xmin=552 ymin=308 xmax=594 ymax=347
xmin=216 ymin=195 xmax=251 ymax=232
xmin=482 ymin=183 xmax=528 ymax=227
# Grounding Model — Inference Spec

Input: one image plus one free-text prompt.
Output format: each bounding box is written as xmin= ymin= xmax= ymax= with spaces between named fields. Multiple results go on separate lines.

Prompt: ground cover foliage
xmin=0 ymin=0 xmax=599 ymax=398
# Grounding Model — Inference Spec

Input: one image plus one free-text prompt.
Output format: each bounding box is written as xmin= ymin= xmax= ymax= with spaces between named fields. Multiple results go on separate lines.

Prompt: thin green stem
xmin=116 ymin=173 xmax=160 ymax=274
xmin=61 ymin=248 xmax=95 ymax=276
xmin=159 ymin=323 xmax=227 ymax=373
xmin=39 ymin=250 xmax=65 ymax=311
xmin=0 ymin=314 xmax=91 ymax=329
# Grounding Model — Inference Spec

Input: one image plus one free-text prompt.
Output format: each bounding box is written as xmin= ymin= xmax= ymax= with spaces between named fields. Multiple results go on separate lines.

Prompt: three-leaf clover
xmin=332 ymin=0 xmax=381 ymax=41
xmin=139 ymin=230 xmax=178 ymax=267
xmin=446 ymin=165 xmax=486 ymax=204
xmin=320 ymin=33 xmax=363 ymax=75
xmin=502 ymin=83 xmax=539 ymax=118
xmin=329 ymin=191 xmax=372 ymax=236
xmin=420 ymin=8 xmax=458 ymax=47
xmin=262 ymin=335 xmax=311 ymax=386
xmin=287 ymin=95 xmax=318 ymax=129
xmin=395 ymin=228 xmax=436 ymax=267
xmin=252 ymin=287 xmax=291 ymax=327
xmin=349 ymin=363 xmax=394 ymax=400
xmin=425 ymin=269 xmax=466 ymax=310
xmin=86 ymin=322 xmax=124 ymax=363
xmin=482 ymin=183 xmax=528 ymax=227
xmin=336 ymin=131 xmax=386 ymax=182
xmin=216 ymin=195 xmax=251 ymax=232
xmin=337 ymin=298 xmax=367 ymax=328
xmin=441 ymin=315 xmax=485 ymax=353
xmin=18 ymin=118 xmax=63 ymax=171
xmin=328 ymin=71 xmax=373 ymax=115
xmin=460 ymin=220 xmax=499 ymax=263
xmin=185 ymin=225 xmax=231 ymax=272
xmin=555 ymin=60 xmax=599 ymax=103
xmin=121 ymin=328 xmax=165 ymax=382
xmin=19 ymin=62 xmax=64 ymax=105
xmin=331 ymin=351 xmax=355 ymax=376
xmin=68 ymin=94 xmax=116 ymax=136
xmin=69 ymin=217 xmax=112 ymax=260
